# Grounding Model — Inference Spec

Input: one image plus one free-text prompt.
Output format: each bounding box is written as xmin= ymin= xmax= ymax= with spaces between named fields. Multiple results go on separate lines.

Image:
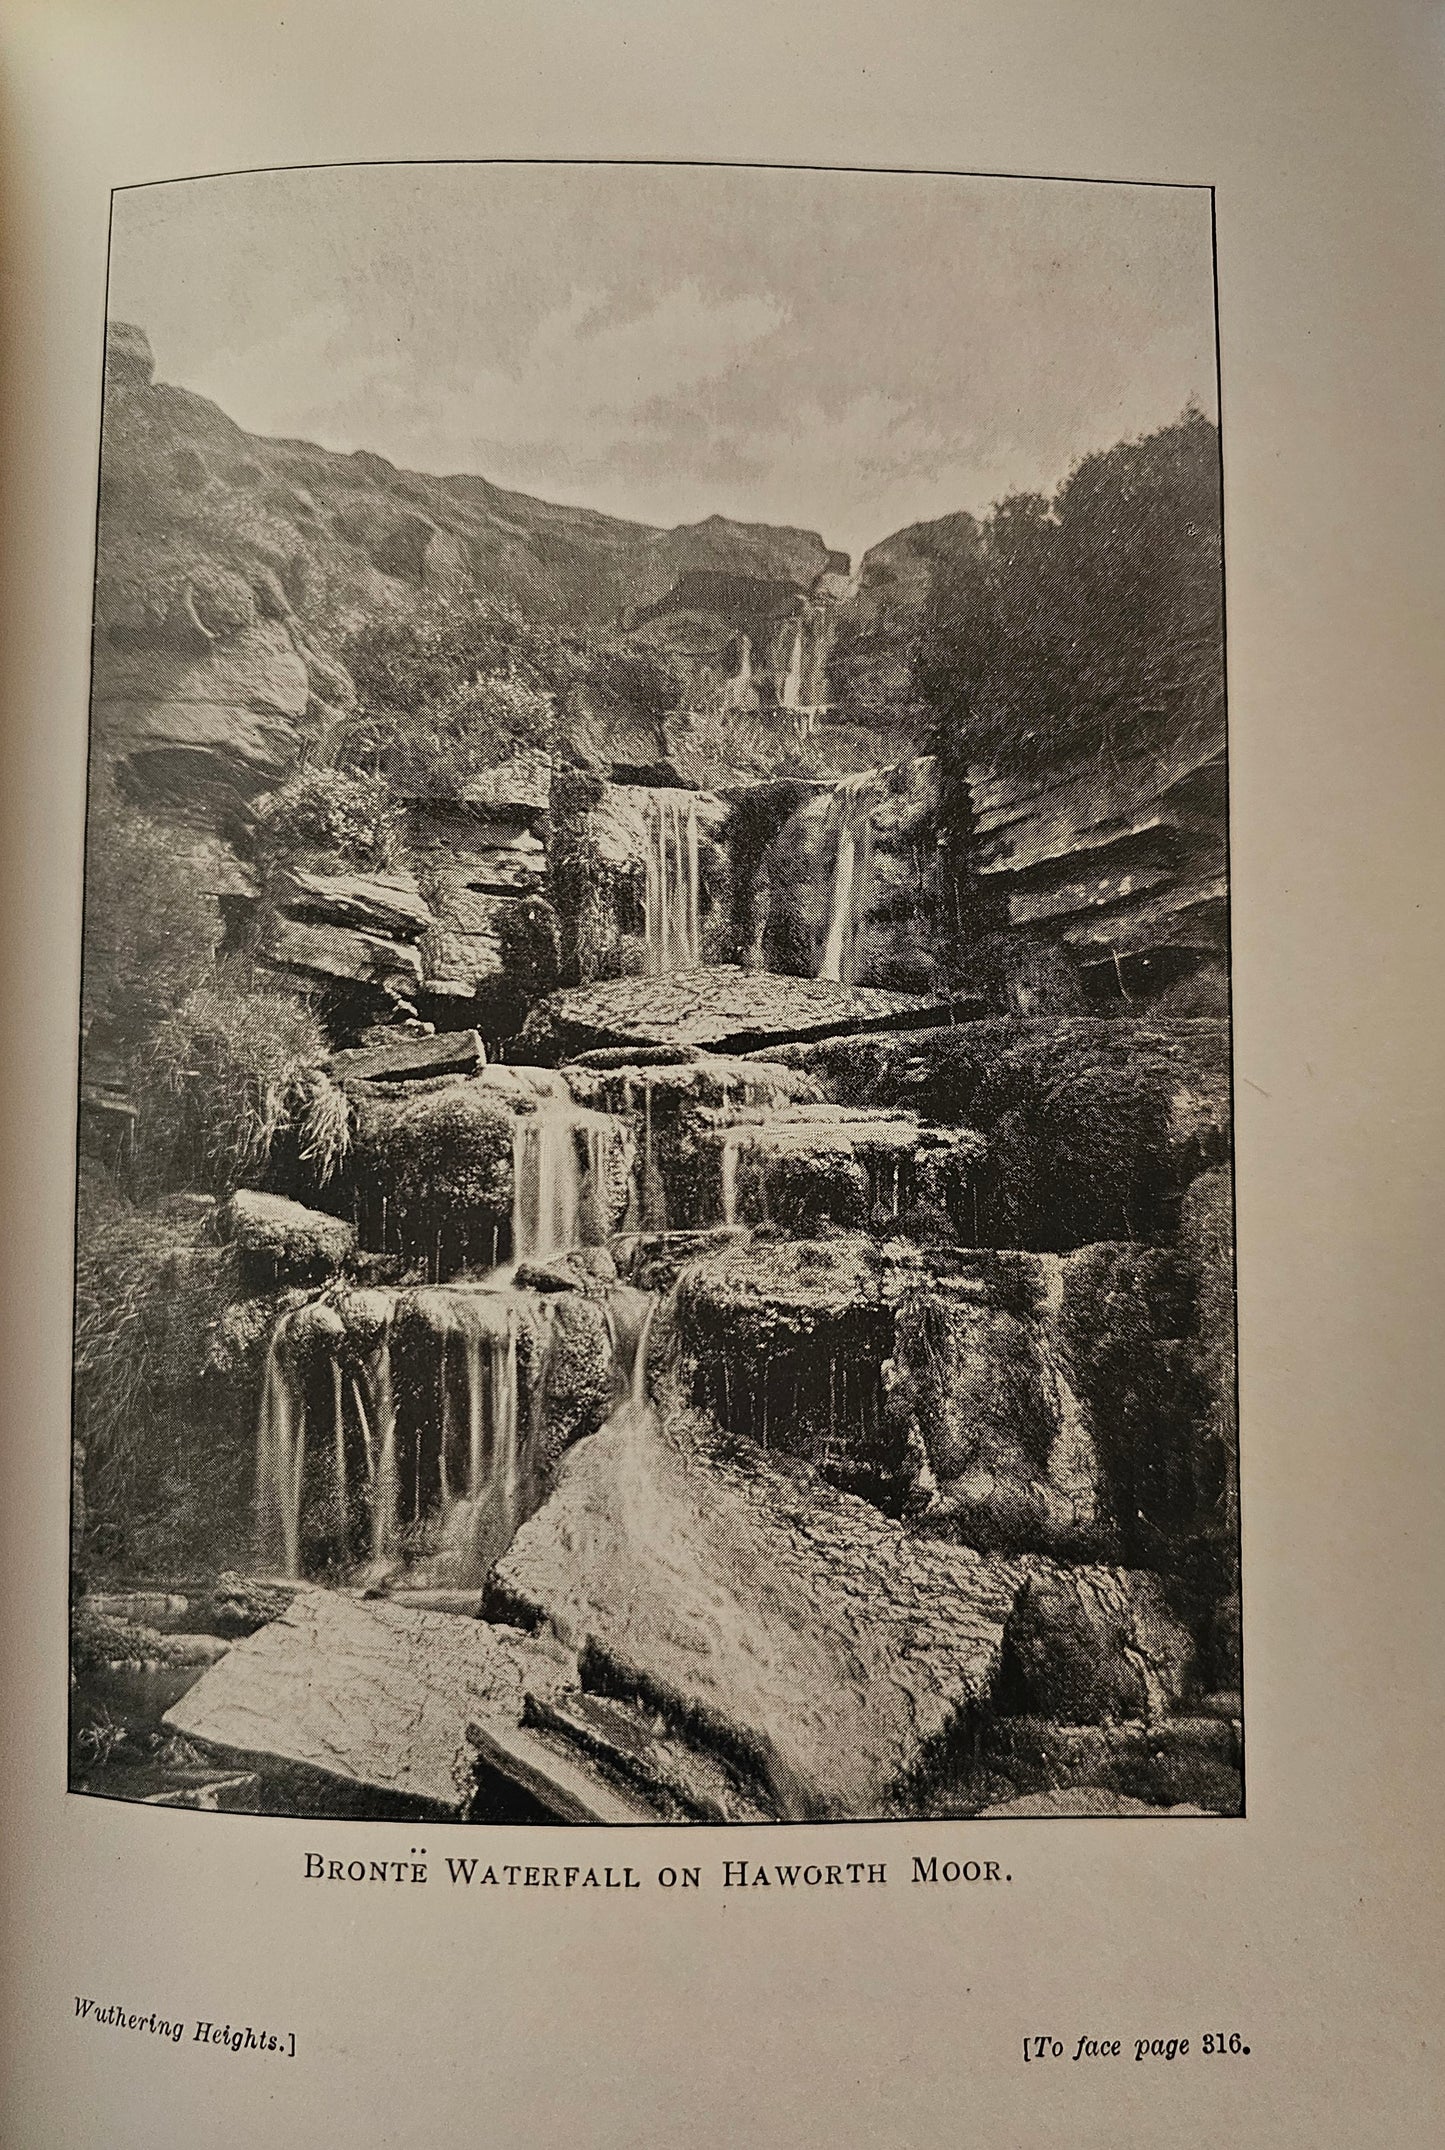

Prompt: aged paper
xmin=1 ymin=3 xmax=1440 ymax=2145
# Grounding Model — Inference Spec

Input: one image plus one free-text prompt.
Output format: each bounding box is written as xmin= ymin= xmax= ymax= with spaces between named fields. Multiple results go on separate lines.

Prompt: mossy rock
xmin=222 ymin=1189 xmax=356 ymax=1285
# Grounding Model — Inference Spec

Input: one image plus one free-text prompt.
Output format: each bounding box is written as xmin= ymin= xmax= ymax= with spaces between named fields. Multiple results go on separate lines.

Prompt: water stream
xmin=643 ymin=792 xmax=702 ymax=974
xmin=818 ymin=771 xmax=878 ymax=984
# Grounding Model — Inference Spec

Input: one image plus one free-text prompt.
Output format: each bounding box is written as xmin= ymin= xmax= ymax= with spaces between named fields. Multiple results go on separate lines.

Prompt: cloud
xmin=114 ymin=167 xmax=1215 ymax=558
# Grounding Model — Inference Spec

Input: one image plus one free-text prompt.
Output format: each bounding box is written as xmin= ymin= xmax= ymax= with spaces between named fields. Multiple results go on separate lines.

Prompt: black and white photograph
xmin=69 ymin=160 xmax=1239 ymax=1826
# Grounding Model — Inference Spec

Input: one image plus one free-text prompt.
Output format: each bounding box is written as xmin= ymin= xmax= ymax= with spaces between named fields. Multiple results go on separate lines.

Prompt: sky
xmin=108 ymin=163 xmax=1217 ymax=567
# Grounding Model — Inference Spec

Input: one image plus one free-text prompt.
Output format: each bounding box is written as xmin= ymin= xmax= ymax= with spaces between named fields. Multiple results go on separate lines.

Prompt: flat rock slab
xmin=529 ymin=966 xmax=943 ymax=1057
xmin=333 ymin=1028 xmax=486 ymax=1086
xmin=488 ymin=1400 xmax=1062 ymax=1821
xmin=164 ymin=1589 xmax=576 ymax=1816
xmin=276 ymin=866 xmax=434 ymax=939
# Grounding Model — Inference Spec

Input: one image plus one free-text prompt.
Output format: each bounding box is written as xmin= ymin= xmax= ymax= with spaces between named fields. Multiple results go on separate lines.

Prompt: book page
xmin=1 ymin=4 xmax=1440 ymax=2146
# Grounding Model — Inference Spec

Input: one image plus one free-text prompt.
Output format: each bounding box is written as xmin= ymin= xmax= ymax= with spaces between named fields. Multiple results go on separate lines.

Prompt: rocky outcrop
xmin=272 ymin=865 xmax=433 ymax=938
xmin=673 ymin=1234 xmax=1106 ymax=1547
xmin=888 ymin=1255 xmax=1107 ymax=1557
xmin=758 ymin=1015 xmax=1230 ymax=1248
xmin=969 ymin=728 xmax=1228 ymax=1010
xmin=93 ymin=617 xmax=313 ymax=809
xmin=404 ymin=792 xmax=555 ymax=1010
xmin=486 ymin=1393 xmax=1182 ymax=1820
xmin=332 ymin=1028 xmax=486 ymax=1087
xmin=995 ymin=1566 xmax=1195 ymax=1723
xmin=260 ymin=916 xmax=423 ymax=996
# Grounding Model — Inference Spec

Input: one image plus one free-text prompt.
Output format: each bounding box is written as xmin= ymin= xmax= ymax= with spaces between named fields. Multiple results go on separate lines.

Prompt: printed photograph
xmin=70 ymin=162 xmax=1239 ymax=1823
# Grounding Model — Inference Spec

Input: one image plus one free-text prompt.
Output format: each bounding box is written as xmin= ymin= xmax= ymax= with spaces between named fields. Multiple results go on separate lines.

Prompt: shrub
xmin=137 ymin=968 xmax=348 ymax=1197
xmin=71 ymin=1184 xmax=258 ymax=1576
xmin=255 ymin=766 xmax=398 ymax=869
xmin=81 ymin=784 xmax=220 ymax=1054
xmin=918 ymin=408 xmax=1224 ymax=782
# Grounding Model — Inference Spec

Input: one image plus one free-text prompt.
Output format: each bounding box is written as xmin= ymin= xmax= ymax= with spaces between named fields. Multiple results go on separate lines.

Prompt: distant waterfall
xmin=643 ymin=793 xmax=702 ymax=974
xmin=780 ymin=620 xmax=804 ymax=710
xmin=819 ymin=772 xmax=878 ymax=984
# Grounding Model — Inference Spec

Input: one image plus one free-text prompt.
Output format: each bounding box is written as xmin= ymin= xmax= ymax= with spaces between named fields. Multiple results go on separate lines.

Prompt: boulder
xmin=163 ymin=1588 xmax=577 ymax=1818
xmin=533 ymin=1293 xmax=615 ymax=1465
xmin=995 ymin=1566 xmax=1195 ymax=1724
xmin=888 ymin=1260 xmax=1107 ymax=1557
xmin=487 ymin=1394 xmax=1142 ymax=1821
xmin=222 ymin=1190 xmax=356 ymax=1284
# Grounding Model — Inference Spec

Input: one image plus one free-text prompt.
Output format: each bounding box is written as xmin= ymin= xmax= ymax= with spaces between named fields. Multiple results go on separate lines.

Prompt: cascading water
xmin=429 ymin=1295 xmax=527 ymax=1583
xmin=254 ymin=1069 xmax=638 ymax=1583
xmin=604 ymin=1286 xmax=660 ymax=1410
xmin=643 ymin=792 xmax=702 ymax=975
xmin=780 ymin=619 xmax=804 ymax=710
xmin=256 ymin=1325 xmax=304 ymax=1579
xmin=512 ymin=1106 xmax=583 ymax=1262
xmin=818 ymin=771 xmax=878 ymax=984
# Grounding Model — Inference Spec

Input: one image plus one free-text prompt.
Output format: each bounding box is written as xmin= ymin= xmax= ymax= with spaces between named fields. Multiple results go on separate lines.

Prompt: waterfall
xmin=512 ymin=1105 xmax=582 ymax=1261
xmin=256 ymin=1323 xmax=305 ymax=1579
xmin=643 ymin=792 xmax=702 ymax=974
xmin=604 ymin=1286 xmax=660 ymax=1409
xmin=819 ymin=772 xmax=877 ymax=984
xmin=780 ymin=619 xmax=804 ymax=710
xmin=720 ymin=1133 xmax=740 ymax=1227
xmin=437 ymin=1304 xmax=524 ymax=1581
xmin=369 ymin=1330 xmax=398 ymax=1563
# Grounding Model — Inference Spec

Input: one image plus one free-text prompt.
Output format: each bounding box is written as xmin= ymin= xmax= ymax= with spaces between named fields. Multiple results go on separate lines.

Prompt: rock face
xmin=673 ymin=1234 xmax=1107 ymax=1548
xmin=548 ymin=775 xmax=733 ymax=983
xmin=488 ymin=1397 xmax=1026 ymax=1817
xmin=888 ymin=1255 xmax=1107 ymax=1557
xmin=760 ymin=1015 xmax=1230 ymax=1249
xmin=93 ymin=618 xmax=313 ymax=809
xmin=404 ymin=793 xmax=555 ymax=1008
xmin=969 ymin=729 xmax=1228 ymax=1011
xmin=272 ymin=865 xmax=433 ymax=939
xmin=164 ymin=1587 xmax=577 ymax=1817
